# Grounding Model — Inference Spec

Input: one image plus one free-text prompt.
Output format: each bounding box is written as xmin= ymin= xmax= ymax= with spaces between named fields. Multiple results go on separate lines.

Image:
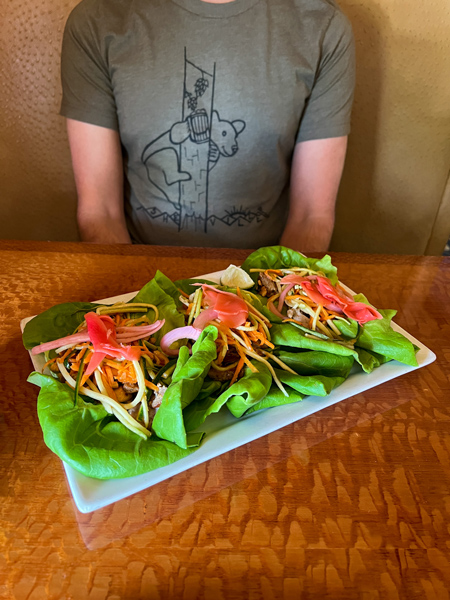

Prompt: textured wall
xmin=0 ymin=0 xmax=79 ymax=242
xmin=333 ymin=0 xmax=450 ymax=254
xmin=0 ymin=0 xmax=449 ymax=252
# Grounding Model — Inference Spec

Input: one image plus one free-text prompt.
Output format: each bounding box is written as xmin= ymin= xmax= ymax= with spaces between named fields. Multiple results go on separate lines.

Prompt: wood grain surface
xmin=1 ymin=241 xmax=449 ymax=600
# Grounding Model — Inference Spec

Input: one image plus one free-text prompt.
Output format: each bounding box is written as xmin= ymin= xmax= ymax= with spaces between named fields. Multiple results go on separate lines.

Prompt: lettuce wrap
xmin=23 ymin=271 xmax=200 ymax=478
xmin=241 ymin=246 xmax=418 ymax=370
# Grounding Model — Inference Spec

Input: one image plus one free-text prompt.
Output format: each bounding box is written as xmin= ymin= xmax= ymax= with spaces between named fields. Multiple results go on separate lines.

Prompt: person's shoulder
xmin=66 ymin=0 xmax=160 ymax=28
xmin=290 ymin=0 xmax=346 ymax=16
xmin=66 ymin=0 xmax=119 ymax=20
xmin=65 ymin=0 xmax=114 ymax=31
xmin=289 ymin=0 xmax=352 ymax=33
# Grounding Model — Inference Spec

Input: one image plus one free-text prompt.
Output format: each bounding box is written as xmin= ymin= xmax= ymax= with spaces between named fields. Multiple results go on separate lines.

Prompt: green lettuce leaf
xmin=245 ymin=386 xmax=305 ymax=415
xmin=183 ymin=361 xmax=273 ymax=428
xmin=173 ymin=277 xmax=217 ymax=296
xmin=274 ymin=368 xmax=345 ymax=396
xmin=333 ymin=318 xmax=359 ymax=339
xmin=131 ymin=273 xmax=185 ymax=342
xmin=23 ymin=302 xmax=98 ymax=350
xmin=356 ymin=308 xmax=418 ymax=366
xmin=151 ymin=327 xmax=218 ymax=448
xmin=276 ymin=350 xmax=355 ymax=378
xmin=137 ymin=270 xmax=186 ymax=310
xmin=241 ymin=245 xmax=338 ymax=285
xmin=271 ymin=323 xmax=388 ymax=374
xmin=270 ymin=323 xmax=358 ymax=358
xmin=243 ymin=368 xmax=344 ymax=417
xmin=28 ymin=372 xmax=196 ymax=479
xmin=214 ymin=361 xmax=273 ymax=419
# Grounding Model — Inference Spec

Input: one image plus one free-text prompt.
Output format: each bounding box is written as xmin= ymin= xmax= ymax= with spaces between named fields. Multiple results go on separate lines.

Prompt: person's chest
xmin=103 ymin=1 xmax=323 ymax=171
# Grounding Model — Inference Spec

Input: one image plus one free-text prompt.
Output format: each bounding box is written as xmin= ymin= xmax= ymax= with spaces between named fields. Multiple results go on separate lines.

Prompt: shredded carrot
xmin=105 ymin=365 xmax=116 ymax=388
xmin=74 ymin=345 xmax=89 ymax=363
xmin=43 ymin=357 xmax=57 ymax=371
xmin=286 ymin=294 xmax=317 ymax=306
xmin=239 ymin=330 xmax=252 ymax=349
xmin=234 ymin=344 xmax=258 ymax=373
xmin=230 ymin=356 xmax=245 ymax=386
xmin=325 ymin=310 xmax=343 ymax=318
xmin=145 ymin=379 xmax=159 ymax=391
xmin=118 ymin=359 xmax=131 ymax=370
xmin=265 ymin=269 xmax=282 ymax=277
xmin=178 ymin=288 xmax=190 ymax=299
xmin=101 ymin=373 xmax=117 ymax=400
xmin=117 ymin=368 xmax=137 ymax=384
xmin=57 ymin=347 xmax=74 ymax=364
xmin=104 ymin=359 xmax=120 ymax=371
xmin=213 ymin=322 xmax=229 ymax=335
xmin=80 ymin=366 xmax=91 ymax=388
xmin=248 ymin=330 xmax=275 ymax=349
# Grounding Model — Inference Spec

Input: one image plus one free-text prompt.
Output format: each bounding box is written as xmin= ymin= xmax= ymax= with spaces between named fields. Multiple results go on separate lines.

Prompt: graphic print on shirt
xmin=140 ymin=52 xmax=268 ymax=233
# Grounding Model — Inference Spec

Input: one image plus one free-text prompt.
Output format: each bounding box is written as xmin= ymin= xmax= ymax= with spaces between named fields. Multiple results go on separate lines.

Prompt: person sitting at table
xmin=60 ymin=0 xmax=355 ymax=252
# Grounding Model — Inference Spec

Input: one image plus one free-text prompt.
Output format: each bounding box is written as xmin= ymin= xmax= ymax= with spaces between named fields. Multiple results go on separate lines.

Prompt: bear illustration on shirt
xmin=140 ymin=109 xmax=246 ymax=230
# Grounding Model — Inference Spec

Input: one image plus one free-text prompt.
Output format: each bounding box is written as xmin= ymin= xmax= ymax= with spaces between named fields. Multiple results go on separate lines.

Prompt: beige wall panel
xmin=333 ymin=0 xmax=450 ymax=254
xmin=1 ymin=0 xmax=449 ymax=252
xmin=0 ymin=0 xmax=79 ymax=241
xmin=425 ymin=171 xmax=450 ymax=255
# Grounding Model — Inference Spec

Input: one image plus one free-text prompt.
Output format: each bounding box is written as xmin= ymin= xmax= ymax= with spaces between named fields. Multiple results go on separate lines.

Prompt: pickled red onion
xmin=267 ymin=298 xmax=286 ymax=320
xmin=32 ymin=332 xmax=90 ymax=355
xmin=160 ymin=326 xmax=202 ymax=356
xmin=31 ymin=313 xmax=165 ymax=365
xmin=277 ymin=283 xmax=295 ymax=312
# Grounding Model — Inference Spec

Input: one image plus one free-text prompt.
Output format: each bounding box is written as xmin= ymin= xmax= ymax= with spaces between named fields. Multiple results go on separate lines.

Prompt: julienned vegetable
xmin=160 ymin=282 xmax=308 ymax=399
xmin=23 ymin=249 xmax=419 ymax=479
xmin=252 ymin=268 xmax=382 ymax=342
xmin=29 ymin=302 xmax=169 ymax=439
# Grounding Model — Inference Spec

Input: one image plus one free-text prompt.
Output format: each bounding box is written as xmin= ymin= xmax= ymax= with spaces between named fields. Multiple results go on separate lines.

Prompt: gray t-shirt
xmin=61 ymin=0 xmax=355 ymax=248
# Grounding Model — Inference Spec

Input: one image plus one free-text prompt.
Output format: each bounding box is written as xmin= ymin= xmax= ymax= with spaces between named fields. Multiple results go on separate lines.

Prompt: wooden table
xmin=1 ymin=240 xmax=449 ymax=599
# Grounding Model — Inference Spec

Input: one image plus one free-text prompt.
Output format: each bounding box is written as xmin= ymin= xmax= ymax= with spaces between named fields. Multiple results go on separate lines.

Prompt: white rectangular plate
xmin=21 ymin=270 xmax=436 ymax=513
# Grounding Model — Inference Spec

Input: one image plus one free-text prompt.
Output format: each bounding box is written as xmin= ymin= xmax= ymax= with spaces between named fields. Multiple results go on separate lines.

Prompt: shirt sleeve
xmin=297 ymin=8 xmax=355 ymax=142
xmin=60 ymin=1 xmax=119 ymax=130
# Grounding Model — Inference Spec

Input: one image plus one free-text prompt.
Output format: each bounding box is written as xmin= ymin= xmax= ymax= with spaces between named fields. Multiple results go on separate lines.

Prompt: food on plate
xmin=240 ymin=246 xmax=419 ymax=370
xmin=255 ymin=269 xmax=382 ymax=327
xmin=160 ymin=282 xmax=285 ymax=389
xmin=22 ymin=247 xmax=419 ymax=480
xmin=219 ymin=264 xmax=254 ymax=289
xmin=30 ymin=303 xmax=169 ymax=439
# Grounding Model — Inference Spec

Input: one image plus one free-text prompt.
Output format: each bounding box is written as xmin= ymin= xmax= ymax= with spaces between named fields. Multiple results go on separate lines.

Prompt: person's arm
xmin=280 ymin=136 xmax=347 ymax=253
xmin=66 ymin=118 xmax=131 ymax=243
